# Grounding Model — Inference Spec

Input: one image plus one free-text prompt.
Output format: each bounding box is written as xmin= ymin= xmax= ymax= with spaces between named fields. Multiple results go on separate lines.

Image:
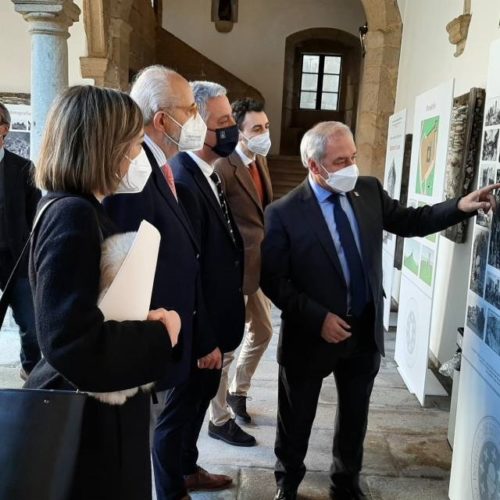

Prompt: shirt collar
xmin=308 ymin=172 xmax=345 ymax=202
xmin=235 ymin=143 xmax=254 ymax=167
xmin=0 ymin=147 xmax=4 ymax=163
xmin=186 ymin=151 xmax=214 ymax=178
xmin=144 ymin=135 xmax=167 ymax=167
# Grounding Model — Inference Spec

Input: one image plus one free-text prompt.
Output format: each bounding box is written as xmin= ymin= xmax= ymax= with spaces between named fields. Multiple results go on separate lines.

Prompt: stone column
xmin=356 ymin=25 xmax=402 ymax=180
xmin=12 ymin=0 xmax=80 ymax=163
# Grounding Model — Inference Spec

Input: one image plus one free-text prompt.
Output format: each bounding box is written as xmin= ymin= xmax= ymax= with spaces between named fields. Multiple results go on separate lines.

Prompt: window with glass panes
xmin=299 ymin=54 xmax=342 ymax=111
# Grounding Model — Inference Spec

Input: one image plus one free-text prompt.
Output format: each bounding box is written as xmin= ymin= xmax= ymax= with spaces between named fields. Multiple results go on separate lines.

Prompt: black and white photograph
xmin=4 ymin=131 xmax=30 ymax=160
xmin=10 ymin=119 xmax=30 ymax=131
xmin=466 ymin=297 xmax=486 ymax=338
xmin=485 ymin=97 xmax=500 ymax=127
xmin=476 ymin=166 xmax=497 ymax=227
xmin=482 ymin=128 xmax=499 ymax=161
xmin=485 ymin=308 xmax=500 ymax=356
xmin=488 ymin=209 xmax=500 ymax=271
xmin=470 ymin=229 xmax=490 ymax=296
xmin=485 ymin=270 xmax=500 ymax=310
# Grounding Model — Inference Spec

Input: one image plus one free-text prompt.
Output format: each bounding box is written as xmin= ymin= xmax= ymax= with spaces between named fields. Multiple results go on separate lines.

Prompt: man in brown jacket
xmin=208 ymin=98 xmax=274 ymax=446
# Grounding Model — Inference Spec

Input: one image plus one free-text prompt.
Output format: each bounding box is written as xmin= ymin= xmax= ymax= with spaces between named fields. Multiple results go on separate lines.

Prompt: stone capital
xmin=12 ymin=0 xmax=80 ymax=36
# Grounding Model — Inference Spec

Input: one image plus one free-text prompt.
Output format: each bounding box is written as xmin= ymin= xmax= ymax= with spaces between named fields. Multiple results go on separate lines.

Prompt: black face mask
xmin=209 ymin=124 xmax=239 ymax=157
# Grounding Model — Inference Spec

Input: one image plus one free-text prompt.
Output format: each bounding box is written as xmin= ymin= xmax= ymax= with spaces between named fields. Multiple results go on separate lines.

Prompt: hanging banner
xmin=382 ymin=109 xmax=407 ymax=331
xmin=395 ymin=79 xmax=454 ymax=404
xmin=450 ymin=38 xmax=500 ymax=500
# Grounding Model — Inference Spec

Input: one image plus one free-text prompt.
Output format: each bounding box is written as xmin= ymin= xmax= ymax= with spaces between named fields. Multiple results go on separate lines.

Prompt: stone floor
xmin=0 ymin=308 xmax=454 ymax=499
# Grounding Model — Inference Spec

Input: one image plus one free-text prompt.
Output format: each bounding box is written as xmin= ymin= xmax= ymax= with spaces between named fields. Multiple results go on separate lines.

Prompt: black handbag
xmin=0 ymin=197 xmax=87 ymax=500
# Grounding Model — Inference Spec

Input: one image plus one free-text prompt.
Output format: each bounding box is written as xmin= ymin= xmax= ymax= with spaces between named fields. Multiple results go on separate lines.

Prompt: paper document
xmin=98 ymin=220 xmax=160 ymax=321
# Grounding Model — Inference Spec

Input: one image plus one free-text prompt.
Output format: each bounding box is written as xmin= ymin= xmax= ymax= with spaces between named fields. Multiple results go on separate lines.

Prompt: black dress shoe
xmin=274 ymin=487 xmax=297 ymax=500
xmin=227 ymin=392 xmax=252 ymax=423
xmin=208 ymin=418 xmax=257 ymax=447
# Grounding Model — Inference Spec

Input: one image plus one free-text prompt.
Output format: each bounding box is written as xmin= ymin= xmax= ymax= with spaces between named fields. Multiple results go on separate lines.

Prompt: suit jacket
xmin=215 ymin=151 xmax=273 ymax=295
xmin=103 ymin=143 xmax=201 ymax=389
xmin=0 ymin=149 xmax=41 ymax=283
xmin=261 ymin=176 xmax=471 ymax=374
xmin=170 ymin=152 xmax=245 ymax=354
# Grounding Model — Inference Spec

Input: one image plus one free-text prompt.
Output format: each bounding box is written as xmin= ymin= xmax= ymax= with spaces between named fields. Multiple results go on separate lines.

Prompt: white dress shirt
xmin=186 ymin=151 xmax=221 ymax=206
xmin=143 ymin=135 xmax=167 ymax=168
xmin=235 ymin=143 xmax=254 ymax=168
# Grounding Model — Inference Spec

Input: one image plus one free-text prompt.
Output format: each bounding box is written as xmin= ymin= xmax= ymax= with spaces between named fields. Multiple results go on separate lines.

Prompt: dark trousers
xmin=8 ymin=277 xmax=40 ymax=372
xmin=153 ymin=365 xmax=222 ymax=500
xmin=274 ymin=315 xmax=381 ymax=491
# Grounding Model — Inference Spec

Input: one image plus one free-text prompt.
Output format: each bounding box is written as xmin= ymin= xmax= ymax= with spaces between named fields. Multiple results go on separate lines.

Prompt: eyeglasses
xmin=160 ymin=102 xmax=198 ymax=118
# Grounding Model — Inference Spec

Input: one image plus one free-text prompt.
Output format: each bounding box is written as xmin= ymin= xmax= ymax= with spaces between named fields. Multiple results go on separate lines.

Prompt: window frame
xmin=299 ymin=52 xmax=343 ymax=111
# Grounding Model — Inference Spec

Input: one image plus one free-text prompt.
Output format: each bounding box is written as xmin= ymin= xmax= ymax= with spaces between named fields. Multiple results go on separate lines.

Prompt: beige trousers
xmin=209 ymin=288 xmax=273 ymax=426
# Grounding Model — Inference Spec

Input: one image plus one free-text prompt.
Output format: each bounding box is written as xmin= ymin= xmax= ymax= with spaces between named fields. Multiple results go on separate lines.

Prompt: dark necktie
xmin=209 ymin=171 xmax=236 ymax=244
xmin=329 ymin=193 xmax=367 ymax=315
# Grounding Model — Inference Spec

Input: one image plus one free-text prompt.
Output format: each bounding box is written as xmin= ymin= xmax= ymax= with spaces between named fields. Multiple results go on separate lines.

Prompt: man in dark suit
xmin=261 ymin=121 xmax=498 ymax=500
xmin=103 ymin=66 xmax=231 ymax=500
xmin=0 ymin=102 xmax=41 ymax=379
xmin=210 ymin=98 xmax=274 ymax=444
xmin=169 ymin=81 xmax=248 ymax=455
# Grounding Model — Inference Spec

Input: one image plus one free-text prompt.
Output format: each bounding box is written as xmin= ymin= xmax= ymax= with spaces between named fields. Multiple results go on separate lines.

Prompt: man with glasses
xmin=104 ymin=66 xmax=230 ymax=500
xmin=0 ymin=101 xmax=41 ymax=381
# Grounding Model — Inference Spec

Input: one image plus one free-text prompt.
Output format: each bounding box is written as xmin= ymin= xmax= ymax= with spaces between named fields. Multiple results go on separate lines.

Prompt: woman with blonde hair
xmin=25 ymin=85 xmax=179 ymax=500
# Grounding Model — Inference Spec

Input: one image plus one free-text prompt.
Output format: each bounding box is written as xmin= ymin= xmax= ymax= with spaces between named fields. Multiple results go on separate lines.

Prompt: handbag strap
xmin=0 ymin=196 xmax=66 ymax=326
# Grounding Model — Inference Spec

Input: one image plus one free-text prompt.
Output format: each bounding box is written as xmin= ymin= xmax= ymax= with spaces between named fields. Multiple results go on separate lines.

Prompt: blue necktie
xmin=329 ymin=193 xmax=367 ymax=315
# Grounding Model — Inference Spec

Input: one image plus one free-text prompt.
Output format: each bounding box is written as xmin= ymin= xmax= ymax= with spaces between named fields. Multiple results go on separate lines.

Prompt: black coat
xmin=25 ymin=193 xmax=173 ymax=500
xmin=104 ymin=144 xmax=201 ymax=389
xmin=169 ymin=152 xmax=245 ymax=354
xmin=0 ymin=149 xmax=40 ymax=283
xmin=261 ymin=177 xmax=471 ymax=374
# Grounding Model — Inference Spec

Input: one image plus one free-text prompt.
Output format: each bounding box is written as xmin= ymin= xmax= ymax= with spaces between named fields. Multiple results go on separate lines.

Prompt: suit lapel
xmin=229 ymin=153 xmax=263 ymax=214
xmin=347 ymin=188 xmax=372 ymax=273
xmin=256 ymin=155 xmax=273 ymax=204
xmin=143 ymin=144 xmax=199 ymax=252
xmin=301 ymin=180 xmax=346 ymax=286
xmin=182 ymin=154 xmax=238 ymax=246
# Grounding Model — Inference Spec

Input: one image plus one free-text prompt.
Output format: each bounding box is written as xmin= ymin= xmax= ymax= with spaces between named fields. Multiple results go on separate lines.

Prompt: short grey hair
xmin=190 ymin=81 xmax=227 ymax=122
xmin=0 ymin=102 xmax=11 ymax=126
xmin=300 ymin=121 xmax=353 ymax=168
xmin=130 ymin=65 xmax=181 ymax=125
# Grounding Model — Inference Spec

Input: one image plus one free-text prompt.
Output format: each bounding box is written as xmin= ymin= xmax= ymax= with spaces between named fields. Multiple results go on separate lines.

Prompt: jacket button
xmin=193 ymin=310 xmax=197 ymax=316
xmin=196 ymin=253 xmax=200 ymax=259
xmin=238 ymin=287 xmax=242 ymax=293
xmin=234 ymin=260 xmax=239 ymax=267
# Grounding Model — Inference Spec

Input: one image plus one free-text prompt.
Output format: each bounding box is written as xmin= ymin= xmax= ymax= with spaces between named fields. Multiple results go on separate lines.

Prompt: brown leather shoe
xmin=184 ymin=466 xmax=232 ymax=492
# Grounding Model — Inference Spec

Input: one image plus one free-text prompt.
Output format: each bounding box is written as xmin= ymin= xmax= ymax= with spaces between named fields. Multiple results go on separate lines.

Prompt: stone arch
xmin=280 ymin=27 xmax=362 ymax=155
xmin=80 ymin=0 xmax=135 ymax=89
xmin=356 ymin=0 xmax=403 ymax=178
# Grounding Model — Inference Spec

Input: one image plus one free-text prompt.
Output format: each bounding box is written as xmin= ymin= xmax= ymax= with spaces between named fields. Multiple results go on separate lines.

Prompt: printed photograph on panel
xmin=485 ymin=271 xmax=500 ymax=310
xmin=482 ymin=128 xmax=499 ymax=161
xmin=419 ymin=245 xmax=434 ymax=286
xmin=470 ymin=229 xmax=489 ymax=296
xmin=485 ymin=308 xmax=500 ymax=355
xmin=416 ymin=116 xmax=439 ymax=196
xmin=4 ymin=131 xmax=30 ymax=159
xmin=488 ymin=210 xmax=500 ymax=271
xmin=476 ymin=166 xmax=497 ymax=227
xmin=485 ymin=97 xmax=500 ymax=126
xmin=403 ymin=239 xmax=421 ymax=276
xmin=466 ymin=293 xmax=487 ymax=338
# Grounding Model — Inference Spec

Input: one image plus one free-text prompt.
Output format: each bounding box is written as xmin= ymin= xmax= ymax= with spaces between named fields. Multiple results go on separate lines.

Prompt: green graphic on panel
xmin=416 ymin=116 xmax=439 ymax=196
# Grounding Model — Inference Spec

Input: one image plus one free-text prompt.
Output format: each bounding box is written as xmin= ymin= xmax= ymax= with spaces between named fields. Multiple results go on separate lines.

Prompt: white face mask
xmin=320 ymin=163 xmax=359 ymax=193
xmin=244 ymin=130 xmax=272 ymax=156
xmin=115 ymin=148 xmax=151 ymax=194
xmin=164 ymin=112 xmax=207 ymax=152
